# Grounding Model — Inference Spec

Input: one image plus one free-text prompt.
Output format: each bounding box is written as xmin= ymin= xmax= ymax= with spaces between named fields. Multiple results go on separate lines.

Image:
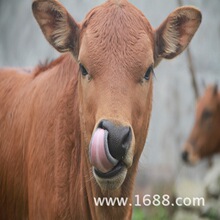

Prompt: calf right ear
xmin=32 ymin=0 xmax=80 ymax=57
xmin=154 ymin=6 xmax=202 ymax=66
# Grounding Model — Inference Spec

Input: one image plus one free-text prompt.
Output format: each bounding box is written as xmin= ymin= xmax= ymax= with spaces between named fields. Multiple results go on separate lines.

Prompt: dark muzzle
xmin=89 ymin=120 xmax=132 ymax=173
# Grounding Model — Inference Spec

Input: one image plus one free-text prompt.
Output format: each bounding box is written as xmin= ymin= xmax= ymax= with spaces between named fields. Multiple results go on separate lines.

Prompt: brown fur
xmin=182 ymin=85 xmax=220 ymax=164
xmin=0 ymin=0 xmax=201 ymax=219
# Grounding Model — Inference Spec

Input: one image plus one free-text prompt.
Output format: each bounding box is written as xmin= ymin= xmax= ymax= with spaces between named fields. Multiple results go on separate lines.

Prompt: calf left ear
xmin=32 ymin=0 xmax=80 ymax=57
xmin=154 ymin=6 xmax=201 ymax=65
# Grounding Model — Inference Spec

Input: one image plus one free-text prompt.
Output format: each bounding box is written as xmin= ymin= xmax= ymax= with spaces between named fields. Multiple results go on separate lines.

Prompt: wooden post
xmin=177 ymin=0 xmax=199 ymax=100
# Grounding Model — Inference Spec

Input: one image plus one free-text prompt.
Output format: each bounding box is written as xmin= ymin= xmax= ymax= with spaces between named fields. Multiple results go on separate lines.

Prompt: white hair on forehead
xmin=163 ymin=22 xmax=180 ymax=54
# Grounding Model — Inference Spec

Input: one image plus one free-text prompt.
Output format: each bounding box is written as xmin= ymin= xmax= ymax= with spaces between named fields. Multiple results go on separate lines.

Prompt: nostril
xmin=182 ymin=151 xmax=189 ymax=162
xmin=98 ymin=120 xmax=132 ymax=161
xmin=98 ymin=120 xmax=104 ymax=129
xmin=121 ymin=127 xmax=131 ymax=146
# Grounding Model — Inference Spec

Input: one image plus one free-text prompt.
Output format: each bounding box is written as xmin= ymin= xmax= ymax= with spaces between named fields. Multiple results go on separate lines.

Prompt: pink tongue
xmin=89 ymin=128 xmax=118 ymax=173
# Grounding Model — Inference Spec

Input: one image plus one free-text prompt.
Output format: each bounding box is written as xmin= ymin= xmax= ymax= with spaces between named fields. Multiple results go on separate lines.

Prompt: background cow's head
xmin=182 ymin=85 xmax=220 ymax=164
xmin=33 ymin=0 xmax=201 ymax=191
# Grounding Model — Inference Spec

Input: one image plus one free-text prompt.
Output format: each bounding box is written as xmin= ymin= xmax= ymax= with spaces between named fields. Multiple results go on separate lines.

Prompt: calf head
xmin=182 ymin=85 xmax=220 ymax=164
xmin=33 ymin=0 xmax=201 ymax=191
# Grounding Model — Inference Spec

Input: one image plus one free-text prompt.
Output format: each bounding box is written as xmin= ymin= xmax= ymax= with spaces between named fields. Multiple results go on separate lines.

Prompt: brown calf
xmin=182 ymin=85 xmax=220 ymax=164
xmin=0 ymin=0 xmax=201 ymax=219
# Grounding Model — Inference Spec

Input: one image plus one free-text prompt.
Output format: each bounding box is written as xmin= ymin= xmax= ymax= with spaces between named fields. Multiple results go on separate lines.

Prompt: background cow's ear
xmin=154 ymin=6 xmax=201 ymax=65
xmin=213 ymin=84 xmax=218 ymax=96
xmin=32 ymin=0 xmax=80 ymax=57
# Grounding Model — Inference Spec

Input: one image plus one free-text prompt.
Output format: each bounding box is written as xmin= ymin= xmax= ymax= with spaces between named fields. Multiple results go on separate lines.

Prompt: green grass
xmin=132 ymin=207 xmax=146 ymax=220
xmin=132 ymin=206 xmax=170 ymax=220
xmin=205 ymin=208 xmax=219 ymax=220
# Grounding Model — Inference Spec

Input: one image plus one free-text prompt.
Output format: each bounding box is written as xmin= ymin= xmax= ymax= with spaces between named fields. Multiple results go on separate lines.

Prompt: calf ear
xmin=32 ymin=0 xmax=80 ymax=57
xmin=154 ymin=6 xmax=201 ymax=65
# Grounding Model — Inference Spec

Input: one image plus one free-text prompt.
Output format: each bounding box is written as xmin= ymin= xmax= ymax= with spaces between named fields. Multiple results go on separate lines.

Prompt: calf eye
xmin=79 ymin=64 xmax=88 ymax=76
xmin=202 ymin=109 xmax=213 ymax=120
xmin=144 ymin=65 xmax=153 ymax=80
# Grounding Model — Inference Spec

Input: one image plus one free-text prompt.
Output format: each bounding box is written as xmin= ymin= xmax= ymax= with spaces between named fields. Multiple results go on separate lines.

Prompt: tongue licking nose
xmin=89 ymin=128 xmax=118 ymax=173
